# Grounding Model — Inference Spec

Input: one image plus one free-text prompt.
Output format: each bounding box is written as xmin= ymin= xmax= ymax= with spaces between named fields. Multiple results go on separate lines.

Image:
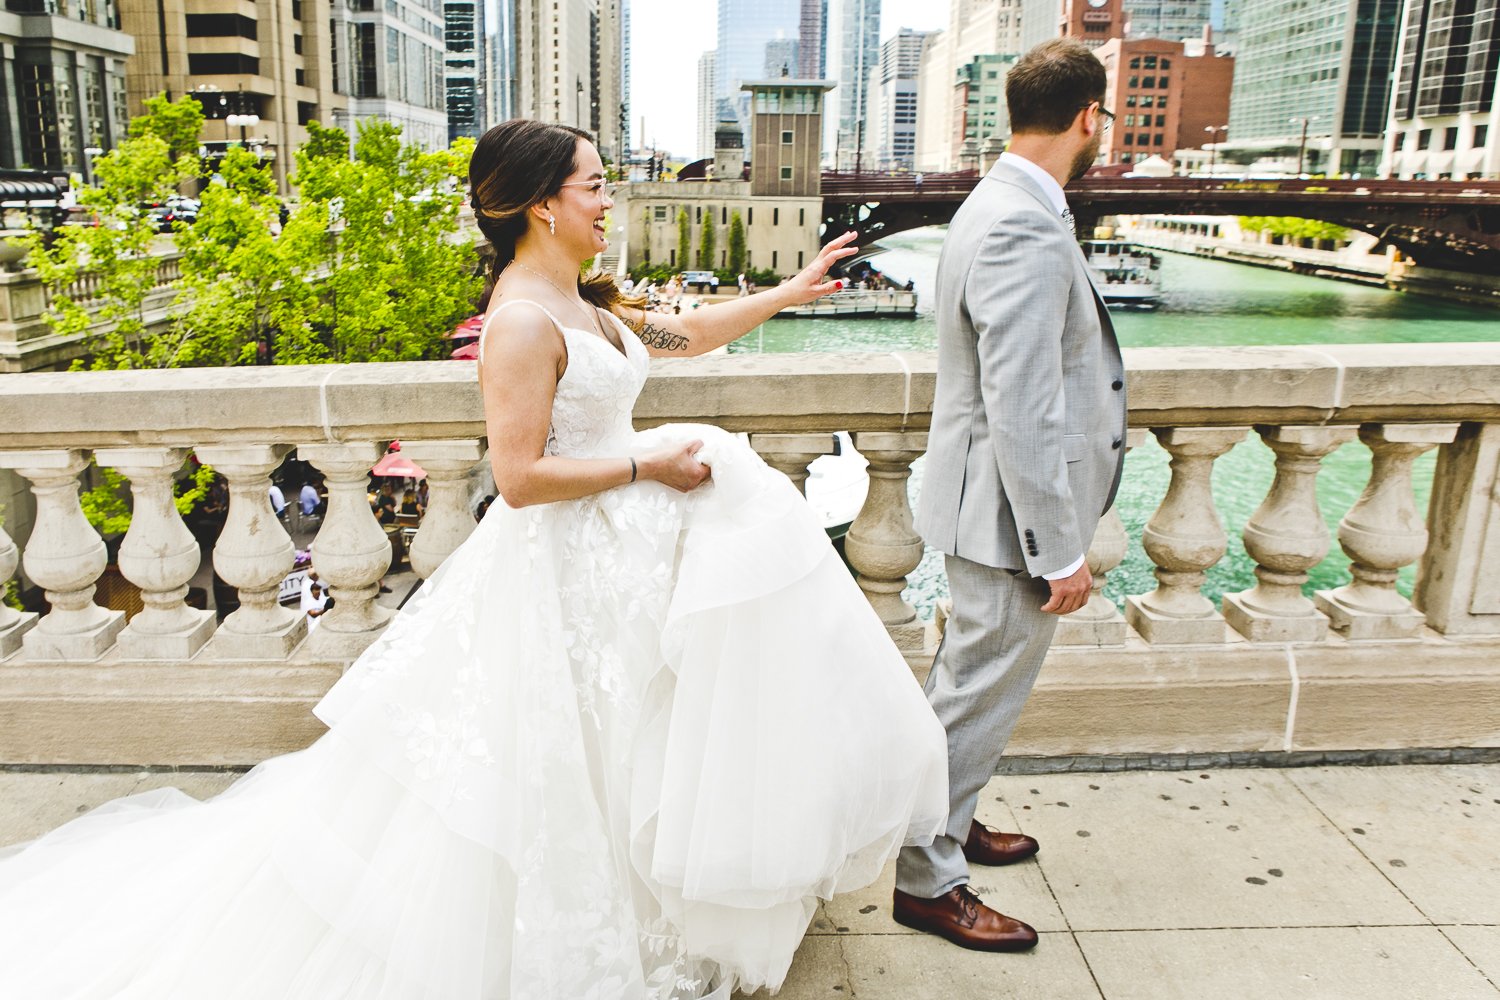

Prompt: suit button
xmin=1111 ymin=438 xmax=1122 ymax=450
xmin=1112 ymin=379 xmax=1123 ymax=391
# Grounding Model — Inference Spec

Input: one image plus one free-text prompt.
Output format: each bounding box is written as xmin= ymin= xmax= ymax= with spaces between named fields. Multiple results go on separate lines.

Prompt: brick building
xmin=1096 ymin=36 xmax=1232 ymax=167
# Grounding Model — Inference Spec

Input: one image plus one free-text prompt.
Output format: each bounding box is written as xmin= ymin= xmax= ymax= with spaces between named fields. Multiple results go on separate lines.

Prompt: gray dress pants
xmin=895 ymin=552 xmax=1060 ymax=898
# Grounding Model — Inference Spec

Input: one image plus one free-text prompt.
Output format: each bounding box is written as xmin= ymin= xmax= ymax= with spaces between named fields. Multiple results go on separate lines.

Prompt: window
xmin=1154 ymin=134 xmax=1163 ymax=146
xmin=780 ymin=166 xmax=792 ymax=179
xmin=781 ymin=129 xmax=793 ymax=144
xmin=1142 ymin=76 xmax=1155 ymax=89
xmin=187 ymin=53 xmax=261 ymax=75
xmin=1444 ymin=126 xmax=1459 ymax=150
xmin=1141 ymin=95 xmax=1154 ymax=108
xmin=291 ymin=0 xmax=302 ymax=16
xmin=797 ymin=251 xmax=804 ymax=268
xmin=297 ymin=101 xmax=316 ymax=125
xmin=1129 ymin=57 xmax=1140 ymax=69
xmin=748 ymin=208 xmax=753 ymax=224
xmin=1160 ymin=58 xmax=1171 ymax=70
xmin=1418 ymin=128 xmax=1431 ymax=150
xmin=185 ymin=13 xmax=258 ymax=39
xmin=1143 ymin=55 xmax=1157 ymax=69
xmin=798 ymin=208 xmax=804 ymax=226
xmin=1155 ymin=114 xmax=1165 ymax=127
xmin=773 ymin=207 xmax=779 ymax=225
xmin=721 ymin=207 xmax=726 ymax=224
xmin=1125 ymin=95 xmax=1137 ymax=107
xmin=1123 ymin=133 xmax=1134 ymax=146
xmin=772 ymin=251 xmax=778 ymax=269
xmin=653 ymin=206 xmax=667 ymax=221
xmin=295 ymin=68 xmax=305 ymax=86
xmin=1156 ymin=96 xmax=1167 ymax=109
xmin=1128 ymin=75 xmax=1138 ymax=88
xmin=1125 ymin=114 xmax=1136 ymax=127
xmin=670 ymin=249 xmax=676 ymax=266
xmin=695 ymin=207 xmax=701 ymax=223
xmin=294 ymin=33 xmax=303 ymax=54
xmin=1476 ymin=125 xmax=1489 ymax=148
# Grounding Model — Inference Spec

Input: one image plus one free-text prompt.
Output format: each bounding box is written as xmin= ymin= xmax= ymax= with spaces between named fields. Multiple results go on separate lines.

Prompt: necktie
xmin=1061 ymin=208 xmax=1077 ymax=238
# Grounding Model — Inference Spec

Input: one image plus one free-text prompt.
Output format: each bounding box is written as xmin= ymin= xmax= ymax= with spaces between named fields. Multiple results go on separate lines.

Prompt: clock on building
xmin=1087 ymin=0 xmax=1109 ymax=6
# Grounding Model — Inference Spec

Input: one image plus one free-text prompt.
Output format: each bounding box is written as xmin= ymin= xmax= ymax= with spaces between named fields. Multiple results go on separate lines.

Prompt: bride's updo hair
xmin=470 ymin=119 xmax=642 ymax=316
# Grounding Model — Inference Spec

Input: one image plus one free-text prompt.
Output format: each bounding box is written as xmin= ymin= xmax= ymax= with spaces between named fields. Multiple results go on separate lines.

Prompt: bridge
xmin=820 ymin=172 xmax=1500 ymax=274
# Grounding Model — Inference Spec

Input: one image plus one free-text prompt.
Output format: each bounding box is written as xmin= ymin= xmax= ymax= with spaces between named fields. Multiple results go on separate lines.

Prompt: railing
xmin=3 ymin=344 xmax=1500 ymax=764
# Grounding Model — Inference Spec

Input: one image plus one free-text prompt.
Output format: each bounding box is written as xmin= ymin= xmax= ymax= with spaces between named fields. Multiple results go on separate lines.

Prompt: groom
xmin=892 ymin=38 xmax=1127 ymax=951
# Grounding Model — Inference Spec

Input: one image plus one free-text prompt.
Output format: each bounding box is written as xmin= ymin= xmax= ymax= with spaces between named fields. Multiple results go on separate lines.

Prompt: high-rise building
xmin=446 ymin=1 xmax=486 ymax=142
xmin=515 ymin=0 xmax=624 ymax=161
xmin=1227 ymin=0 xmax=1401 ymax=176
xmin=487 ymin=0 xmax=519 ymax=124
xmin=764 ymin=38 xmax=800 ymax=76
xmin=1063 ymin=0 xmax=1126 ymax=48
xmin=345 ymin=0 xmax=449 ymax=152
xmin=1 ymin=1 xmax=134 ymax=175
xmin=1097 ymin=36 xmax=1232 ymax=165
xmin=868 ymin=28 xmax=930 ymax=170
xmin=112 ymin=0 xmax=347 ymax=191
xmin=798 ymin=0 xmax=827 ymax=78
xmin=1021 ymin=0 xmax=1065 ymax=51
xmin=953 ymin=52 xmax=1018 ymax=164
xmin=1123 ymin=0 xmax=1213 ymax=40
xmin=1384 ymin=0 xmax=1499 ymax=180
xmin=824 ymin=0 xmax=881 ymax=167
xmin=716 ymin=0 xmax=802 ymax=138
xmin=914 ymin=0 xmax=1025 ymax=171
xmin=698 ymin=50 xmax=719 ymax=159
xmin=620 ymin=0 xmax=631 ymax=153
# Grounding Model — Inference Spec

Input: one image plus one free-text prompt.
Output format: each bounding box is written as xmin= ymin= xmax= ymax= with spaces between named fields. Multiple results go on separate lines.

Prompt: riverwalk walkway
xmin=2 ymin=762 xmax=1494 ymax=998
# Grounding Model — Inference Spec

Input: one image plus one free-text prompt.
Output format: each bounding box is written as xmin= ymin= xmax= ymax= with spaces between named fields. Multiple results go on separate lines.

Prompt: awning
xmin=0 ymin=181 xmax=65 ymax=201
xmin=371 ymin=450 xmax=426 ymax=478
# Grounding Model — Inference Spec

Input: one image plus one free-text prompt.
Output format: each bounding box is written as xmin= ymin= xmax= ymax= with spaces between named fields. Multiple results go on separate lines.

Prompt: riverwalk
xmin=3 ymin=761 xmax=1495 ymax=999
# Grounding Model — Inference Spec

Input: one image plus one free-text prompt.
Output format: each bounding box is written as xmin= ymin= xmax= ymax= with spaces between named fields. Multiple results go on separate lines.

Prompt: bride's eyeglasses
xmin=560 ymin=179 xmax=617 ymax=200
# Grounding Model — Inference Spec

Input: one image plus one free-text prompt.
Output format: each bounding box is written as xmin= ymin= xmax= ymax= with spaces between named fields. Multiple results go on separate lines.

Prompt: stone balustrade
xmin=2 ymin=343 xmax=1500 ymax=765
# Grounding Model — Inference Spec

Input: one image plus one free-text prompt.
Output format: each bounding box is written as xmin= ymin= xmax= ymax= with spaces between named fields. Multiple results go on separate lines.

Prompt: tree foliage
xmin=676 ymin=208 xmax=691 ymax=270
xmin=726 ymin=211 xmax=746 ymax=277
xmin=1238 ymin=216 xmax=1349 ymax=243
xmin=698 ymin=211 xmax=716 ymax=270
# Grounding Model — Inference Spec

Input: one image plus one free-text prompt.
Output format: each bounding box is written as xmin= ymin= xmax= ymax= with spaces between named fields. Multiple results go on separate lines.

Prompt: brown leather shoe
xmin=963 ymin=819 xmax=1040 ymax=867
xmin=892 ymin=884 xmax=1039 ymax=952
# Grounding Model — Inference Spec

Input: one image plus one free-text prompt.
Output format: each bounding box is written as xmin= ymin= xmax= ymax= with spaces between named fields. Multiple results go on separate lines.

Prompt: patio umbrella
xmin=447 ymin=314 xmax=485 ymax=339
xmin=450 ymin=341 xmax=481 ymax=360
xmin=371 ymin=450 xmax=425 ymax=479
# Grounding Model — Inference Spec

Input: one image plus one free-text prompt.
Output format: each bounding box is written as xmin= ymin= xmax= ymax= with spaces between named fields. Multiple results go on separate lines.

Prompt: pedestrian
xmin=914 ymin=172 xmax=924 ymax=192
xmin=267 ymin=482 xmax=286 ymax=520
xmin=298 ymin=480 xmax=322 ymax=518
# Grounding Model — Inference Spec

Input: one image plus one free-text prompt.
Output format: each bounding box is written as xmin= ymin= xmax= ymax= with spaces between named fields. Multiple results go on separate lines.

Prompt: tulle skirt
xmin=0 ymin=425 xmax=948 ymax=999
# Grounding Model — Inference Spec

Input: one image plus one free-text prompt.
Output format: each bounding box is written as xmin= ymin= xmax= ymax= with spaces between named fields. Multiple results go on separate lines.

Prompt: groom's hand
xmin=1040 ymin=563 xmax=1092 ymax=616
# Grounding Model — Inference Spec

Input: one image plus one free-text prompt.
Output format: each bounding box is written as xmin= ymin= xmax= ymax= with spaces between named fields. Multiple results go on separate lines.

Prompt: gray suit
xmin=897 ymin=158 xmax=1127 ymax=898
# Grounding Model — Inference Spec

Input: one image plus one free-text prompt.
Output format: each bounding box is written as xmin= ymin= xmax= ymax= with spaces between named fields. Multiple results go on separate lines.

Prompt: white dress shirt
xmin=995 ymin=152 xmax=1087 ymax=583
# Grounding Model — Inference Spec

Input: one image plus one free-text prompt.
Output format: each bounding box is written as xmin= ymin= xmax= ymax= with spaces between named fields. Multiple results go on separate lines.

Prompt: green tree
xmin=698 ymin=210 xmax=716 ymax=270
xmin=729 ymin=211 xmax=747 ymax=280
xmin=676 ymin=208 xmax=691 ymax=270
xmin=130 ymin=93 xmax=210 ymax=162
xmin=20 ymin=94 xmax=205 ymax=370
xmin=726 ymin=211 xmax=747 ymax=277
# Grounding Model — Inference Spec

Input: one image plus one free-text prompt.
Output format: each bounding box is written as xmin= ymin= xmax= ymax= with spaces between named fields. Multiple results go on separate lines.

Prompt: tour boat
xmin=1080 ymin=239 xmax=1163 ymax=308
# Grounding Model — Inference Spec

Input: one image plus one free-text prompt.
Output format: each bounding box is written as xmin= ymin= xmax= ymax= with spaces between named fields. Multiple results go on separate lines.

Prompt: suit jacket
xmin=915 ymin=158 xmax=1128 ymax=576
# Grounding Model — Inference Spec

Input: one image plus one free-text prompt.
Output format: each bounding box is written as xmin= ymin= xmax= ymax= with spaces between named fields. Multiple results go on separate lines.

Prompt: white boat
xmin=1080 ymin=240 xmax=1163 ymax=308
xmin=804 ymin=431 xmax=869 ymax=539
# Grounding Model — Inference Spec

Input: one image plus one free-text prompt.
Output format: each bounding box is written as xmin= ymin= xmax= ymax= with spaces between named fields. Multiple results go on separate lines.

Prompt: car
xmin=145 ymin=196 xmax=199 ymax=232
xmin=681 ymin=270 xmax=719 ymax=292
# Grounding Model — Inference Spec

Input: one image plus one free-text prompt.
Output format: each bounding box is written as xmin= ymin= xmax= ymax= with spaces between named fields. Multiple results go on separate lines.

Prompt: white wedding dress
xmin=0 ymin=301 xmax=948 ymax=999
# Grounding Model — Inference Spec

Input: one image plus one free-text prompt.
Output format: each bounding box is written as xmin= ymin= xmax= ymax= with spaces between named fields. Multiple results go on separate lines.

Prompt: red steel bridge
xmin=819 ymin=171 xmax=1500 ymax=274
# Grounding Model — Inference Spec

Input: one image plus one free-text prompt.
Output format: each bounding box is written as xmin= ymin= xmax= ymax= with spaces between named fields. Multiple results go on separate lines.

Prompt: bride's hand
xmin=779 ymin=231 xmax=859 ymax=305
xmin=640 ymin=441 xmax=712 ymax=492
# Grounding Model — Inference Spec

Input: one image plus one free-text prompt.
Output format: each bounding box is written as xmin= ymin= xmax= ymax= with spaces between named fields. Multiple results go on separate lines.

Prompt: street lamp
xmin=226 ymin=113 xmax=261 ymax=148
xmin=82 ymin=146 xmax=103 ymax=187
xmin=1289 ymin=116 xmax=1322 ymax=177
xmin=1203 ymin=125 xmax=1227 ymax=177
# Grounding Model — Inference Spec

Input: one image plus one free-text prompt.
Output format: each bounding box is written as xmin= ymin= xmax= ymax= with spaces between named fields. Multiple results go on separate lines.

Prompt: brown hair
xmin=468 ymin=118 xmax=643 ymax=315
xmin=1005 ymin=39 xmax=1108 ymax=135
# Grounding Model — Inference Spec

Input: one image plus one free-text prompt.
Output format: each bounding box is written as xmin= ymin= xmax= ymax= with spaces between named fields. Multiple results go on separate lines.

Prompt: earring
xmin=548 ymin=214 xmax=556 ymax=236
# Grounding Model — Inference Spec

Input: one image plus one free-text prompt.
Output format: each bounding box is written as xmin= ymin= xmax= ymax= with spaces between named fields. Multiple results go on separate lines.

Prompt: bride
xmin=0 ymin=120 xmax=948 ymax=999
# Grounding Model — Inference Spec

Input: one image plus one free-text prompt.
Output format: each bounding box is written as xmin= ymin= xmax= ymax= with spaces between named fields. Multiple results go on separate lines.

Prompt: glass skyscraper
xmin=1227 ymin=0 xmax=1401 ymax=175
xmin=716 ymin=0 xmax=803 ymax=136
xmin=824 ymin=0 xmax=881 ymax=167
xmin=1124 ymin=0 xmax=1213 ymax=40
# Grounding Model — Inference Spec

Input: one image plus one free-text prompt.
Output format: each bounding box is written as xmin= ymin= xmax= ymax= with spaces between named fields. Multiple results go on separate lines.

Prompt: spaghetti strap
xmin=478 ymin=298 xmax=568 ymax=364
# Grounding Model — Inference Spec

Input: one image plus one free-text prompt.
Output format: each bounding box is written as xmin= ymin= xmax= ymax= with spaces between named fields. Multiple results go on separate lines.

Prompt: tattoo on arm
xmin=636 ymin=320 xmax=691 ymax=352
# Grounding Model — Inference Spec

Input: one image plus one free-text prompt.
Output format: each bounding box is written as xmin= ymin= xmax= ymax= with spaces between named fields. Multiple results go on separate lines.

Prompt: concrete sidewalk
xmin=2 ymin=764 xmax=1496 ymax=999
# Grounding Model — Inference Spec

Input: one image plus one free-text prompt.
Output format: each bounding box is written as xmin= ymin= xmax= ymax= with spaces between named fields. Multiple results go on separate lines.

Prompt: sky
xmin=628 ymin=0 xmax=947 ymax=159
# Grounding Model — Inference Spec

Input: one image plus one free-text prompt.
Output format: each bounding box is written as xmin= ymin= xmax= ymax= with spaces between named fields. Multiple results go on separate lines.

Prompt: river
xmin=728 ymin=229 xmax=1500 ymax=617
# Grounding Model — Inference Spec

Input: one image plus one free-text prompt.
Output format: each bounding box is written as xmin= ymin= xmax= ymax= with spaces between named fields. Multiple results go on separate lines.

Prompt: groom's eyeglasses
xmin=1081 ymin=103 xmax=1116 ymax=134
xmin=560 ymin=179 xmax=617 ymax=201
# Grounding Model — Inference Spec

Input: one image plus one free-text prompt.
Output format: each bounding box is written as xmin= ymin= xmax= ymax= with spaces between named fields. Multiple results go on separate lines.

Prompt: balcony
xmin=2 ymin=344 xmax=1499 ymax=766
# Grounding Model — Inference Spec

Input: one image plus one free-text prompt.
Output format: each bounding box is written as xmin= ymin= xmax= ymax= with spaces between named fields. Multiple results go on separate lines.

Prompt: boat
xmin=1080 ymin=239 xmax=1163 ymax=308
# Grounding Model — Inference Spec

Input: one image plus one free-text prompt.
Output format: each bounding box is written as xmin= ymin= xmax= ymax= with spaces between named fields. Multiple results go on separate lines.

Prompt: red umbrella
xmin=450 ymin=341 xmax=481 ymax=360
xmin=371 ymin=450 xmax=426 ymax=478
xmin=447 ymin=314 xmax=485 ymax=339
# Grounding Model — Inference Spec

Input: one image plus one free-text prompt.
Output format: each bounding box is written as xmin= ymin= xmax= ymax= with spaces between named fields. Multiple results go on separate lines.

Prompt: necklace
xmin=507 ymin=259 xmax=611 ymax=344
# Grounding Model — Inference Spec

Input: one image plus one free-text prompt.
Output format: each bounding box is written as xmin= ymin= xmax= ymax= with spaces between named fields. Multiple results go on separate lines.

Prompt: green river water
xmin=727 ymin=229 xmax=1500 ymax=617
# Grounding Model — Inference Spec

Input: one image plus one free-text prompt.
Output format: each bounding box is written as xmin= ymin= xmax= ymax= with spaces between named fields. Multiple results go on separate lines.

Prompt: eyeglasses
xmin=560 ymin=179 xmax=617 ymax=200
xmin=1081 ymin=103 xmax=1116 ymax=134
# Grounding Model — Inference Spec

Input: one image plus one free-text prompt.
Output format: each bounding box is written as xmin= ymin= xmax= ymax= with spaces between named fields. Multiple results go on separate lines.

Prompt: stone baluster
xmin=1124 ymin=427 xmax=1249 ymax=644
xmin=1314 ymin=423 xmax=1459 ymax=639
xmin=749 ymin=433 xmax=838 ymax=495
xmin=844 ymin=431 xmax=928 ymax=654
xmin=195 ymin=445 xmax=305 ymax=658
xmin=0 ymin=520 xmax=38 ymax=659
xmin=1057 ymin=429 xmax=1148 ymax=646
xmin=298 ymin=442 xmax=394 ymax=655
xmin=0 ymin=449 xmax=124 ymax=659
xmin=93 ymin=447 xmax=216 ymax=659
xmin=400 ymin=440 xmax=487 ymax=579
xmin=1223 ymin=425 xmax=1358 ymax=642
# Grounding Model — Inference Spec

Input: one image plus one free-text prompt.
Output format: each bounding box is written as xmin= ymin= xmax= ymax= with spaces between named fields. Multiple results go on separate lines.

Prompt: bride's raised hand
xmin=780 ymin=231 xmax=859 ymax=305
xmin=639 ymin=440 xmax=712 ymax=493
